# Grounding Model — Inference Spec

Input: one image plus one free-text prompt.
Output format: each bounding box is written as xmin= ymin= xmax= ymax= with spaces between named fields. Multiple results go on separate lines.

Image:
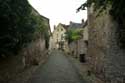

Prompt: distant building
xmin=49 ymin=23 xmax=69 ymax=51
xmin=68 ymin=21 xmax=88 ymax=62
xmin=68 ymin=21 xmax=84 ymax=29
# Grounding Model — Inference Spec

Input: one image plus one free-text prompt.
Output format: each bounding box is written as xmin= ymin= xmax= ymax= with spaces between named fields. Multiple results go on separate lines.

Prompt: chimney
xmin=70 ymin=21 xmax=73 ymax=25
xmin=82 ymin=19 xmax=84 ymax=23
xmin=54 ymin=25 xmax=56 ymax=30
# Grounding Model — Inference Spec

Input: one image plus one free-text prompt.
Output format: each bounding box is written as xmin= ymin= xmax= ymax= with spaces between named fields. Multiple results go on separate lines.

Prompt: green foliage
xmin=77 ymin=0 xmax=125 ymax=24
xmin=77 ymin=0 xmax=113 ymax=12
xmin=0 ymin=0 xmax=32 ymax=55
xmin=77 ymin=1 xmax=88 ymax=12
xmin=65 ymin=29 xmax=83 ymax=43
xmin=0 ymin=0 xmax=50 ymax=55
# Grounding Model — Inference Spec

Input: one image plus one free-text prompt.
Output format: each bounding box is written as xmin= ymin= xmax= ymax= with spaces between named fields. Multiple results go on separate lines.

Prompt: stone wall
xmin=69 ymin=41 xmax=77 ymax=57
xmin=22 ymin=38 xmax=47 ymax=67
xmin=68 ymin=25 xmax=88 ymax=62
xmin=83 ymin=25 xmax=88 ymax=41
xmin=69 ymin=38 xmax=87 ymax=62
xmin=0 ymin=37 xmax=48 ymax=82
xmin=87 ymin=4 xmax=125 ymax=83
xmin=0 ymin=0 xmax=50 ymax=82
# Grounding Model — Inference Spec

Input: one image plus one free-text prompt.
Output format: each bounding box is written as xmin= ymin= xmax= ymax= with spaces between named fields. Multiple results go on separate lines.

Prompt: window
xmin=61 ymin=28 xmax=63 ymax=31
xmin=57 ymin=29 xmax=59 ymax=31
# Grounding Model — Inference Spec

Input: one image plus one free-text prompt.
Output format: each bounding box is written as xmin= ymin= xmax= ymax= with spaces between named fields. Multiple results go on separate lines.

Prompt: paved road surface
xmin=27 ymin=50 xmax=85 ymax=83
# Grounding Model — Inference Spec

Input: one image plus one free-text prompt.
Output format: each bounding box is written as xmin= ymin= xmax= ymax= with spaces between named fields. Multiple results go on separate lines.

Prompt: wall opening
xmin=117 ymin=21 xmax=125 ymax=49
xmin=79 ymin=54 xmax=86 ymax=63
xmin=84 ymin=40 xmax=88 ymax=47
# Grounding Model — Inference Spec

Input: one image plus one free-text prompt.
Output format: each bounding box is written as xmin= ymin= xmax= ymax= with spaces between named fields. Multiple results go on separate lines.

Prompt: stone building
xmin=87 ymin=3 xmax=125 ymax=83
xmin=68 ymin=21 xmax=88 ymax=62
xmin=49 ymin=23 xmax=69 ymax=51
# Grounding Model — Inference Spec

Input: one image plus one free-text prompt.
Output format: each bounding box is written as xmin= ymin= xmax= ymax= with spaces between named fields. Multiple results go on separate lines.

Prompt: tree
xmin=65 ymin=29 xmax=83 ymax=44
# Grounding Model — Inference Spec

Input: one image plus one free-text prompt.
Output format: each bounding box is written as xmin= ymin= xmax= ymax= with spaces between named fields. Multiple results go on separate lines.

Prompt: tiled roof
xmin=68 ymin=21 xmax=83 ymax=29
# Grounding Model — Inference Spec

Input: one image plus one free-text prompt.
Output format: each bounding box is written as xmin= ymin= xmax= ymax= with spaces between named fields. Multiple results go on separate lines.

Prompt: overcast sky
xmin=28 ymin=0 xmax=87 ymax=31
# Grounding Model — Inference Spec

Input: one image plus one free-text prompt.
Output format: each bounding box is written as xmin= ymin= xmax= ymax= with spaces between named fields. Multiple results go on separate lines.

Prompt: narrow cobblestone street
xmin=27 ymin=50 xmax=86 ymax=83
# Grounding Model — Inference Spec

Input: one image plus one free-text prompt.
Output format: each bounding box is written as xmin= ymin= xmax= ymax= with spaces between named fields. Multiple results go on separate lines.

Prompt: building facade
xmin=68 ymin=21 xmax=88 ymax=62
xmin=49 ymin=23 xmax=68 ymax=51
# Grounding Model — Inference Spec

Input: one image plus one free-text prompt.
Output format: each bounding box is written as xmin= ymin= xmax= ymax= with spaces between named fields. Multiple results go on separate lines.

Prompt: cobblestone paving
xmin=27 ymin=50 xmax=86 ymax=83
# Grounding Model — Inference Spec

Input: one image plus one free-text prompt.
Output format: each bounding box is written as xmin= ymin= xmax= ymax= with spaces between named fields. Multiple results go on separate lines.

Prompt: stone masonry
xmin=87 ymin=4 xmax=125 ymax=83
